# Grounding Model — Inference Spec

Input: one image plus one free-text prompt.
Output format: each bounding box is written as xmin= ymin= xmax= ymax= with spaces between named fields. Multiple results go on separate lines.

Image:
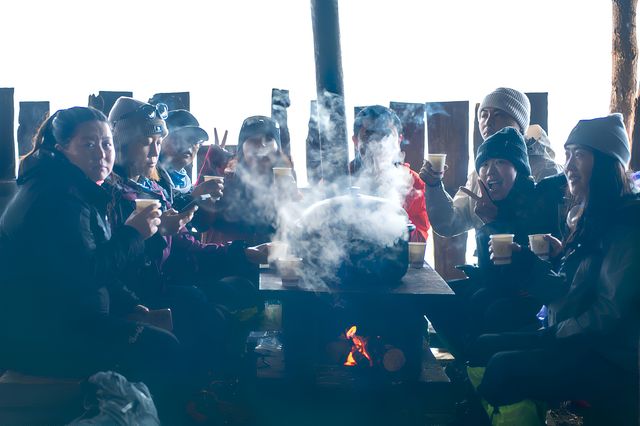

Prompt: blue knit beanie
xmin=475 ymin=127 xmax=531 ymax=176
xmin=564 ymin=113 xmax=630 ymax=167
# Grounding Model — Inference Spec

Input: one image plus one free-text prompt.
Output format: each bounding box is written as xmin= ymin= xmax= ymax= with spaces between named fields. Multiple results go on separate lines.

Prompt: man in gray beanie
xmin=420 ymin=87 xmax=561 ymax=238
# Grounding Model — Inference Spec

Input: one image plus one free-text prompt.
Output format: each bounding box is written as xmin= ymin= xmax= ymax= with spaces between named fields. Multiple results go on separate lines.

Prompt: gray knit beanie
xmin=478 ymin=88 xmax=531 ymax=134
xmin=564 ymin=113 xmax=630 ymax=167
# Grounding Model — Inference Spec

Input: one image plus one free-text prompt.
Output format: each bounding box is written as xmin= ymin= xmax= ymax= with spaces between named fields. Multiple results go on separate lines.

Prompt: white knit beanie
xmin=478 ymin=88 xmax=531 ymax=134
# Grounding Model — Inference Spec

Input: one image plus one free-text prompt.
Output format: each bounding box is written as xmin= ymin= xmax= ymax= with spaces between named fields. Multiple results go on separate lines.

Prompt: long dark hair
xmin=565 ymin=149 xmax=635 ymax=249
xmin=20 ymin=107 xmax=108 ymax=176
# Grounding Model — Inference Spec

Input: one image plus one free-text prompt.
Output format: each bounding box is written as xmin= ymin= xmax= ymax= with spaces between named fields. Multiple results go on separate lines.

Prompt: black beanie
xmin=475 ymin=127 xmax=531 ymax=176
xmin=564 ymin=113 xmax=630 ymax=167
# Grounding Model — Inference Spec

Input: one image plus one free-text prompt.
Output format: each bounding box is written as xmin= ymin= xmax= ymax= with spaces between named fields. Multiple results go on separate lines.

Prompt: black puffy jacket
xmin=0 ymin=150 xmax=144 ymax=345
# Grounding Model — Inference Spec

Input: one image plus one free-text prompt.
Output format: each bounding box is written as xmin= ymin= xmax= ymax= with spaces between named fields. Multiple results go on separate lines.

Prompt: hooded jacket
xmin=0 ymin=150 xmax=145 ymax=344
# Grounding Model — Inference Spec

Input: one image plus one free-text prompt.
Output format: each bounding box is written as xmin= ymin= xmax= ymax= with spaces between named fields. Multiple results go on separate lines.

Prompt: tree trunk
xmin=611 ymin=0 xmax=638 ymax=140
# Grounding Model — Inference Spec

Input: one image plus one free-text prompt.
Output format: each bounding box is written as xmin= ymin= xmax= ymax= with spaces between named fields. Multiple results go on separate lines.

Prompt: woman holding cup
xmin=0 ymin=107 xmax=186 ymax=412
xmin=471 ymin=113 xmax=640 ymax=423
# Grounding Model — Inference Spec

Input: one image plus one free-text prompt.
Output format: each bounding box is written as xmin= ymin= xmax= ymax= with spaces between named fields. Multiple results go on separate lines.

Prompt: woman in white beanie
xmin=469 ymin=113 xmax=639 ymax=424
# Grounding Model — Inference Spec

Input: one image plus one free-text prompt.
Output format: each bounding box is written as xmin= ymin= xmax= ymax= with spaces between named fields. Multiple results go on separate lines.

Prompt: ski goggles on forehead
xmin=118 ymin=103 xmax=169 ymax=122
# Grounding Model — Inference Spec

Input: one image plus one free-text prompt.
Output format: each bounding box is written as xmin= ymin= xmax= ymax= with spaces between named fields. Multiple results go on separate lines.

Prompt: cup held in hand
xmin=426 ymin=153 xmax=447 ymax=173
xmin=134 ymin=199 xmax=161 ymax=212
xmin=528 ymin=234 xmax=551 ymax=260
xmin=490 ymin=234 xmax=514 ymax=265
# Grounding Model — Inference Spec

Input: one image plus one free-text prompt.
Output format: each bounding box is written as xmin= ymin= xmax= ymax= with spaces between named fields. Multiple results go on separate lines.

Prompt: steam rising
xmin=225 ymin=102 xmax=417 ymax=289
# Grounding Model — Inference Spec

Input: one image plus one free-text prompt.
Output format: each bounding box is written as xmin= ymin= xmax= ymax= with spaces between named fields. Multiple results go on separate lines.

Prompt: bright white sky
xmin=1 ymin=0 xmax=618 ymax=186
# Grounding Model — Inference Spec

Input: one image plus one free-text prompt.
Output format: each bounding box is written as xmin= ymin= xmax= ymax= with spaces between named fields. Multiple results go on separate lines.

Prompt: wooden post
xmin=305 ymin=100 xmax=322 ymax=185
xmin=148 ymin=92 xmax=190 ymax=111
xmin=389 ymin=102 xmax=426 ymax=172
xmin=426 ymin=101 xmax=469 ymax=281
xmin=611 ymin=0 xmax=638 ymax=138
xmin=0 ymin=88 xmax=17 ymax=215
xmin=271 ymin=88 xmax=292 ymax=160
xmin=17 ymin=101 xmax=49 ymax=156
xmin=311 ymin=0 xmax=349 ymax=186
xmin=631 ymin=96 xmax=640 ymax=170
xmin=526 ymin=92 xmax=549 ymax=133
xmin=88 ymin=91 xmax=133 ymax=116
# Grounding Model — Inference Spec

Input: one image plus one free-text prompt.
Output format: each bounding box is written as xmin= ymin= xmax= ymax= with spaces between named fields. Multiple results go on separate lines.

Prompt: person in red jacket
xmin=349 ymin=105 xmax=430 ymax=242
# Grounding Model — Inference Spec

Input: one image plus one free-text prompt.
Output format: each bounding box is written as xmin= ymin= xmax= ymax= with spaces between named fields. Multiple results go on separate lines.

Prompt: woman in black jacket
xmin=473 ymin=113 xmax=639 ymax=424
xmin=0 ymin=107 xmax=189 ymax=408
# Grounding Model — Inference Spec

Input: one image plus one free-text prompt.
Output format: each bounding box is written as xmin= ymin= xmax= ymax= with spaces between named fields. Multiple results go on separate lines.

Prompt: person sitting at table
xmin=469 ymin=113 xmax=639 ymax=425
xmin=203 ymin=115 xmax=300 ymax=246
xmin=0 ymin=106 xmax=192 ymax=421
xmin=106 ymin=97 xmax=268 ymax=377
xmin=349 ymin=105 xmax=430 ymax=242
xmin=424 ymin=127 xmax=560 ymax=359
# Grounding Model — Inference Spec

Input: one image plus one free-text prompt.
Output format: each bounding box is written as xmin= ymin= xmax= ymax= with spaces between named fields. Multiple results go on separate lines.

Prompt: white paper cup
xmin=272 ymin=167 xmax=293 ymax=178
xmin=268 ymin=241 xmax=289 ymax=264
xmin=528 ymin=234 xmax=551 ymax=260
xmin=276 ymin=257 xmax=303 ymax=286
xmin=408 ymin=242 xmax=427 ymax=268
xmin=426 ymin=153 xmax=447 ymax=173
xmin=203 ymin=175 xmax=224 ymax=183
xmin=489 ymin=234 xmax=515 ymax=265
xmin=134 ymin=199 xmax=161 ymax=212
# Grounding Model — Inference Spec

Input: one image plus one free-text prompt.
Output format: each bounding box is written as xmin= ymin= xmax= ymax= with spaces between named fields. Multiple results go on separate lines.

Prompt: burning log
xmin=344 ymin=326 xmax=373 ymax=367
xmin=382 ymin=347 xmax=406 ymax=373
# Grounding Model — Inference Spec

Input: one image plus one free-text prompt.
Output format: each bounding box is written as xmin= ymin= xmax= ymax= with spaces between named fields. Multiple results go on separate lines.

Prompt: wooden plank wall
xmin=425 ymin=101 xmax=469 ymax=280
xmin=0 ymin=88 xmax=16 ymax=181
xmin=389 ymin=102 xmax=426 ymax=172
xmin=88 ymin=91 xmax=133 ymax=116
xmin=17 ymin=101 xmax=49 ymax=156
xmin=305 ymin=100 xmax=322 ymax=185
xmin=148 ymin=92 xmax=190 ymax=111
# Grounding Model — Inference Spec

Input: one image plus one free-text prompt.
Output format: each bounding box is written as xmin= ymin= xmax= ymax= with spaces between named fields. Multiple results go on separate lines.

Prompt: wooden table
xmin=259 ymin=262 xmax=454 ymax=301
xmin=258 ymin=263 xmax=454 ymax=383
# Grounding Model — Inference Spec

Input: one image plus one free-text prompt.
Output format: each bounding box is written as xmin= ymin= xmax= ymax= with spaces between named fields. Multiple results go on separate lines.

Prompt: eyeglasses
xmin=117 ymin=103 xmax=169 ymax=122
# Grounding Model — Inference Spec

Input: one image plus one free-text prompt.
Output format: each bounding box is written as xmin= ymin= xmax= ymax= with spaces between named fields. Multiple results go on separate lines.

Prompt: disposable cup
xmin=529 ymin=234 xmax=551 ymax=260
xmin=426 ymin=153 xmax=447 ymax=173
xmin=276 ymin=257 xmax=303 ymax=286
xmin=272 ymin=167 xmax=293 ymax=178
xmin=489 ymin=234 xmax=515 ymax=265
xmin=408 ymin=242 xmax=427 ymax=268
xmin=134 ymin=199 xmax=161 ymax=212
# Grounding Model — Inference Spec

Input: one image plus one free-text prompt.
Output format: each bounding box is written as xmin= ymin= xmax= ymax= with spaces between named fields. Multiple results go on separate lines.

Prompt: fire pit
xmin=258 ymin=264 xmax=454 ymax=386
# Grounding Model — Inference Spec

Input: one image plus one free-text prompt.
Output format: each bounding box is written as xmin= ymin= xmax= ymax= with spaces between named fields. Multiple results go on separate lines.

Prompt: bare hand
xmin=464 ymin=180 xmax=498 ymax=224
xmin=125 ymin=204 xmax=162 ymax=240
xmin=488 ymin=240 xmax=521 ymax=262
xmin=419 ymin=160 xmax=448 ymax=186
xmin=192 ymin=178 xmax=224 ymax=200
xmin=159 ymin=207 xmax=197 ymax=236
xmin=544 ymin=234 xmax=564 ymax=258
xmin=245 ymin=243 xmax=269 ymax=265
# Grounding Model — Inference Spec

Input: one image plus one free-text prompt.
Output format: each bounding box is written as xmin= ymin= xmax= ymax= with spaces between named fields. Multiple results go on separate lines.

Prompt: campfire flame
xmin=344 ymin=325 xmax=373 ymax=367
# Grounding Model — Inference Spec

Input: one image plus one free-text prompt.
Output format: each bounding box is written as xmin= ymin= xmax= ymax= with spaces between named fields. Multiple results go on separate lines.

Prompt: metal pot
xmin=290 ymin=191 xmax=414 ymax=288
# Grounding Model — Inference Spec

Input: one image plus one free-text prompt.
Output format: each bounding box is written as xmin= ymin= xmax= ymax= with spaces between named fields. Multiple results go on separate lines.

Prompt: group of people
xmin=0 ymin=85 xmax=637 ymax=424
xmin=421 ymin=88 xmax=639 ymax=424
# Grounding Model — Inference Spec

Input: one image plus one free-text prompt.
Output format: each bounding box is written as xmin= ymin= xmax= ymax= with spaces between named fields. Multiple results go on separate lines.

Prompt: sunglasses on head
xmin=117 ymin=103 xmax=169 ymax=122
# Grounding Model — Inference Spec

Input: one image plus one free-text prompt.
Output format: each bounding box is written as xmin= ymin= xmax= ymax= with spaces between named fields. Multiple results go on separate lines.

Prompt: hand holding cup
xmin=419 ymin=154 xmax=448 ymax=186
xmin=126 ymin=200 xmax=162 ymax=240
